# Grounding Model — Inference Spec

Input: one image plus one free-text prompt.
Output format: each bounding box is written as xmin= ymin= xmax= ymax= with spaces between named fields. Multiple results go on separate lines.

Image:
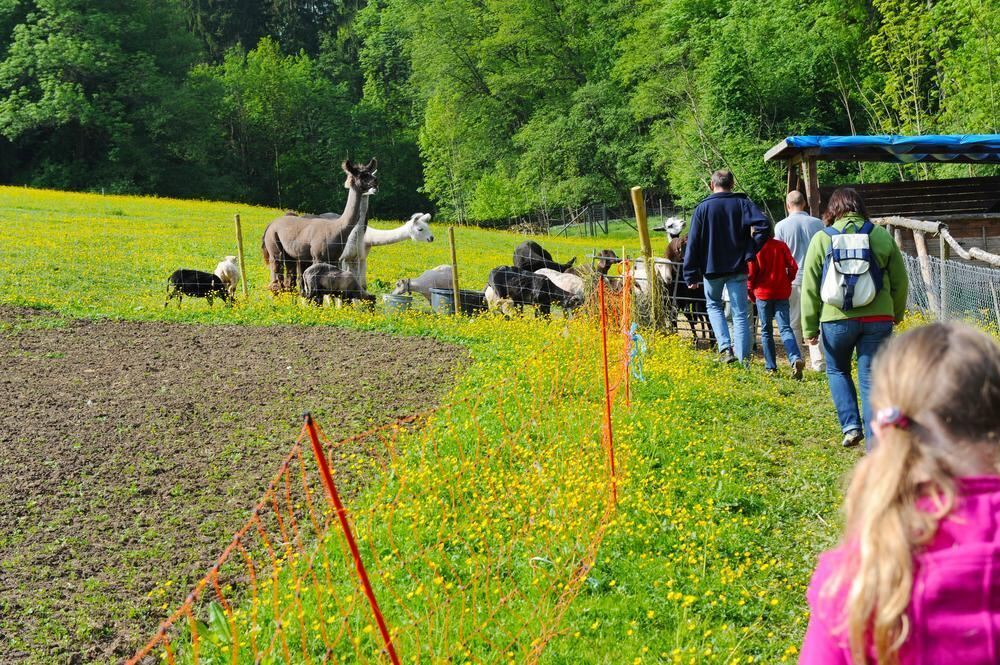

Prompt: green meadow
xmin=0 ymin=186 xmax=853 ymax=663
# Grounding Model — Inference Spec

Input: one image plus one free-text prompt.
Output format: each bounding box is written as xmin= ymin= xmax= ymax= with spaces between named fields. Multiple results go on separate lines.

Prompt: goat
xmin=391 ymin=265 xmax=452 ymax=303
xmin=300 ymin=263 xmax=374 ymax=306
xmin=513 ymin=241 xmax=576 ymax=273
xmin=213 ymin=256 xmax=241 ymax=298
xmin=595 ymin=249 xmax=619 ymax=276
xmin=165 ymin=269 xmax=229 ymax=307
xmin=487 ymin=266 xmax=583 ymax=316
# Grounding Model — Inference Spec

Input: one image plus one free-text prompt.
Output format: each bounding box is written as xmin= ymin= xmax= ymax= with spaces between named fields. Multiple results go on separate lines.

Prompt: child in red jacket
xmin=749 ymin=238 xmax=804 ymax=378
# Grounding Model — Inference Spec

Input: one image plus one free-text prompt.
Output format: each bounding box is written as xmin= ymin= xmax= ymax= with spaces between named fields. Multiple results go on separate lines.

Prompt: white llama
xmin=360 ymin=213 xmax=434 ymax=289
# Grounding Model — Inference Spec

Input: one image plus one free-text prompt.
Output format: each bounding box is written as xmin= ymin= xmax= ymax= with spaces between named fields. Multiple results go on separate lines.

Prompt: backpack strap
xmin=822 ymin=226 xmax=840 ymax=238
xmin=859 ymin=220 xmax=875 ymax=235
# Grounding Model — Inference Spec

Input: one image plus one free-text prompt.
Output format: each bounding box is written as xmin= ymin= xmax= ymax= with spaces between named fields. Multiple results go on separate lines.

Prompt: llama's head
xmin=223 ymin=255 xmax=237 ymax=263
xmin=342 ymin=158 xmax=378 ymax=196
xmin=663 ymin=217 xmax=685 ymax=238
xmin=666 ymin=236 xmax=687 ymax=264
xmin=407 ymin=213 xmax=434 ymax=242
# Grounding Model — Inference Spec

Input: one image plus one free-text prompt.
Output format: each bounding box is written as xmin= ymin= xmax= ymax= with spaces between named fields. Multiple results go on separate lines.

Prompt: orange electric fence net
xmin=128 ymin=277 xmax=634 ymax=664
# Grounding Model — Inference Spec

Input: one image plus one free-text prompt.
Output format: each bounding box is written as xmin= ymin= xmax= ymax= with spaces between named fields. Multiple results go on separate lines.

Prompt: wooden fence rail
xmin=873 ymin=216 xmax=1000 ymax=321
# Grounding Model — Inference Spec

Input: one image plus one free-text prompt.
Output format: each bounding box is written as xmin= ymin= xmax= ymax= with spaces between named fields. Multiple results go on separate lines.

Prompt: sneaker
xmin=765 ymin=368 xmax=777 ymax=375
xmin=716 ymin=348 xmax=737 ymax=364
xmin=841 ymin=430 xmax=864 ymax=448
xmin=792 ymin=358 xmax=805 ymax=381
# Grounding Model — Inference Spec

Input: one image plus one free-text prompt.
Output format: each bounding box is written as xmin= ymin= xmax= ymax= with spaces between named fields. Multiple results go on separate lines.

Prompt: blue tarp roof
xmin=765 ymin=135 xmax=1000 ymax=163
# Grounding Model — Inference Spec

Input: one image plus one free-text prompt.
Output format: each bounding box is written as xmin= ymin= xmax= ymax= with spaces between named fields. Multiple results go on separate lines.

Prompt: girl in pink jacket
xmin=800 ymin=322 xmax=1000 ymax=665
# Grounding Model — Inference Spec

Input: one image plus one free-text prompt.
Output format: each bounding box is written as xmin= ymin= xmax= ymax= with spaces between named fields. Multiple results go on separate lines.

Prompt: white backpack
xmin=820 ymin=220 xmax=883 ymax=310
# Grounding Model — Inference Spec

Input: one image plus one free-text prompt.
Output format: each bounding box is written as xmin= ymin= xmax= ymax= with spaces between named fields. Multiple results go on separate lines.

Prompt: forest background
xmin=0 ymin=0 xmax=997 ymax=221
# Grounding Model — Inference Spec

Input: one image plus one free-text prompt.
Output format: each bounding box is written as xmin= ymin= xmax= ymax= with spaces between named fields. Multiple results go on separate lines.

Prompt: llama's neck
xmin=339 ymin=186 xmax=365 ymax=227
xmin=364 ymin=222 xmax=413 ymax=248
xmin=341 ymin=191 xmax=370 ymax=258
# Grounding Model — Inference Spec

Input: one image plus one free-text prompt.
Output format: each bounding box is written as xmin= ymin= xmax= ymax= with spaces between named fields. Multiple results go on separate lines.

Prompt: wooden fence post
xmin=913 ymin=230 xmax=939 ymax=315
xmin=448 ymin=226 xmax=461 ymax=315
xmin=939 ymin=233 xmax=949 ymax=320
xmin=893 ymin=227 xmax=905 ymax=249
xmin=630 ymin=186 xmax=659 ymax=328
xmin=234 ymin=214 xmax=249 ymax=299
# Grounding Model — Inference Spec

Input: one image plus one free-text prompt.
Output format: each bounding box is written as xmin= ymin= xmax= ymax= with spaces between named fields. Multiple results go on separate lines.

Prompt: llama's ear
xmin=420 ymin=213 xmax=432 ymax=224
xmin=365 ymin=158 xmax=377 ymax=171
xmin=342 ymin=160 xmax=358 ymax=175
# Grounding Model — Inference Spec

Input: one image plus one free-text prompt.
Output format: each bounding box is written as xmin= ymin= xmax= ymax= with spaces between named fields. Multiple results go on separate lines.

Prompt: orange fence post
xmin=303 ymin=413 xmax=402 ymax=665
xmin=597 ymin=279 xmax=619 ymax=506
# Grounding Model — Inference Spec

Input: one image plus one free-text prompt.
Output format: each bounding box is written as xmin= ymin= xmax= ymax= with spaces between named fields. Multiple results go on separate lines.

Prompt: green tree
xmin=615 ymin=0 xmax=870 ymax=208
xmin=196 ymin=37 xmax=353 ymax=209
xmin=0 ymin=0 xmax=200 ymax=192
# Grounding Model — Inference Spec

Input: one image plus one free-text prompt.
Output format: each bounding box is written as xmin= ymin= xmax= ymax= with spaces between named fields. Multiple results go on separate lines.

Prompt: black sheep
xmin=513 ymin=240 xmax=576 ymax=273
xmin=487 ymin=265 xmax=583 ymax=316
xmin=300 ymin=263 xmax=375 ymax=305
xmin=165 ymin=269 xmax=229 ymax=307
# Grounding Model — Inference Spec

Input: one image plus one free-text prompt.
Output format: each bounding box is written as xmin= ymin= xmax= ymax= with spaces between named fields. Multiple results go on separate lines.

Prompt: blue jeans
xmin=821 ymin=319 xmax=893 ymax=446
xmin=705 ymin=274 xmax=751 ymax=361
xmin=756 ymin=299 xmax=801 ymax=370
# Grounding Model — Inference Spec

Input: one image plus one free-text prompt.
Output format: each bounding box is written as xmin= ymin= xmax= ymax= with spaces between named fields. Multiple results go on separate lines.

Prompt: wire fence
xmin=903 ymin=254 xmax=1000 ymax=332
xmin=126 ymin=279 xmax=636 ymax=664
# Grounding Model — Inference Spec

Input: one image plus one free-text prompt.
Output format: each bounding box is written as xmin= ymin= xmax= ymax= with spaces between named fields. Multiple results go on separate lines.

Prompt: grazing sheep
xmin=391 ymin=265 xmax=453 ymax=303
xmin=535 ymin=268 xmax=585 ymax=300
xmin=487 ymin=265 xmax=583 ymax=316
xmin=213 ymin=255 xmax=241 ymax=297
xmin=513 ymin=240 xmax=576 ymax=273
xmin=301 ymin=263 xmax=374 ymax=305
xmin=165 ymin=269 xmax=229 ymax=307
xmin=484 ymin=284 xmax=516 ymax=315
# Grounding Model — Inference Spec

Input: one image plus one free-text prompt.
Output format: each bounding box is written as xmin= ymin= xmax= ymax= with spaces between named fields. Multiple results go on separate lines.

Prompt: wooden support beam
xmin=801 ymin=157 xmax=821 ymax=217
xmin=969 ymin=247 xmax=1000 ymax=268
xmin=764 ymin=139 xmax=790 ymax=162
xmin=939 ymin=232 xmax=949 ymax=320
xmin=872 ymin=216 xmax=945 ymax=234
xmin=913 ymin=230 xmax=939 ymax=314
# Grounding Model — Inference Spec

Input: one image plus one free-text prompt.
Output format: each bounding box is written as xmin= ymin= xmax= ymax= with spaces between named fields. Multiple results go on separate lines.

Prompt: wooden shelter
xmin=764 ymin=135 xmax=1000 ymax=255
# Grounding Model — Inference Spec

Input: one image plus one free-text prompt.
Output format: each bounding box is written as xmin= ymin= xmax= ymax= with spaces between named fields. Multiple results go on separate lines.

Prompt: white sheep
xmin=534 ymin=268 xmax=585 ymax=300
xmin=214 ymin=255 xmax=241 ymax=298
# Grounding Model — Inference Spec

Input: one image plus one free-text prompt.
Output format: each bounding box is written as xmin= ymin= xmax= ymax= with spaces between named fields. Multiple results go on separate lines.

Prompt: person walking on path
xmin=775 ymin=191 xmax=825 ymax=371
xmin=799 ymin=322 xmax=1000 ymax=664
xmin=682 ymin=169 xmax=771 ymax=364
xmin=748 ymin=236 xmax=804 ymax=378
xmin=800 ymin=187 xmax=908 ymax=449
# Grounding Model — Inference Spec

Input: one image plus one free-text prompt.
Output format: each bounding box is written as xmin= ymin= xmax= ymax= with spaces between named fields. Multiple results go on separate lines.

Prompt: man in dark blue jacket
xmin=682 ymin=170 xmax=771 ymax=363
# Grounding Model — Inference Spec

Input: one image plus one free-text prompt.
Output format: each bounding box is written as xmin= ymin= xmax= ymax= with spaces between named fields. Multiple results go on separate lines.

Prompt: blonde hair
xmin=826 ymin=323 xmax=1000 ymax=664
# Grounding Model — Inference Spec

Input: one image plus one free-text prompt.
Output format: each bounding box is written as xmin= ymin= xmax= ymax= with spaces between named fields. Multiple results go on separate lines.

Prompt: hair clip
xmin=875 ymin=407 xmax=911 ymax=430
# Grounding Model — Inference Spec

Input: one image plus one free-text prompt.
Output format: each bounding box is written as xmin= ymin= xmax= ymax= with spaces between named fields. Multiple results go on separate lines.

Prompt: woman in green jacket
xmin=800 ymin=188 xmax=908 ymax=450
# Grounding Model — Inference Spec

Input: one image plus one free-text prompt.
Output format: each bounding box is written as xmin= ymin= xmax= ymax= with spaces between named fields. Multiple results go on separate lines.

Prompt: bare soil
xmin=0 ymin=307 xmax=465 ymax=664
